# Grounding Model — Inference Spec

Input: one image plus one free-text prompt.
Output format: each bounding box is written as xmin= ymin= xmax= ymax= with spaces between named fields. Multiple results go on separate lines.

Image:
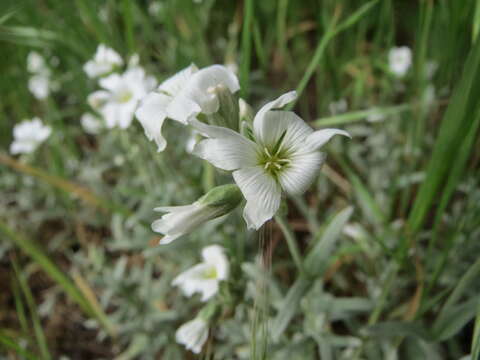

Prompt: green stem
xmin=274 ymin=215 xmax=305 ymax=275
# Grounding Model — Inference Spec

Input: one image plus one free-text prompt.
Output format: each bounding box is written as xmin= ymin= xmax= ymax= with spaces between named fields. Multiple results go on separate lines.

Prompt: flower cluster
xmin=83 ymin=45 xmax=156 ymax=131
xmin=132 ymin=63 xmax=350 ymax=353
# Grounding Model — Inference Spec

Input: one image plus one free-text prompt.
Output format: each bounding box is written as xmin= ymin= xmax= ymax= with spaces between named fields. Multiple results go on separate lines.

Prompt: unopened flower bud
xmin=152 ymin=184 xmax=243 ymax=244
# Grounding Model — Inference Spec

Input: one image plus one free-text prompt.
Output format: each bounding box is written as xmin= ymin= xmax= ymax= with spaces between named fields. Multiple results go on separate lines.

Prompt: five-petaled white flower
xmin=172 ymin=245 xmax=229 ymax=301
xmin=10 ymin=117 xmax=51 ymax=155
xmin=152 ymin=184 xmax=242 ymax=244
xmin=83 ymin=44 xmax=123 ymax=78
xmin=135 ymin=64 xmax=239 ymax=152
xmin=175 ymin=318 xmax=209 ymax=354
xmin=88 ymin=67 xmax=156 ymax=129
xmin=388 ymin=46 xmax=412 ymax=77
xmin=192 ymin=91 xmax=350 ymax=230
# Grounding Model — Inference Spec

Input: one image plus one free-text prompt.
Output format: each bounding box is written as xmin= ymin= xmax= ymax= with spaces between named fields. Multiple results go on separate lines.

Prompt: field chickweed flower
xmin=388 ymin=46 xmax=412 ymax=77
xmin=27 ymin=51 xmax=52 ymax=100
xmin=192 ymin=91 xmax=350 ymax=230
xmin=175 ymin=318 xmax=209 ymax=354
xmin=83 ymin=44 xmax=123 ymax=78
xmin=172 ymin=245 xmax=229 ymax=301
xmin=135 ymin=64 xmax=239 ymax=152
xmin=152 ymin=184 xmax=242 ymax=244
xmin=10 ymin=118 xmax=51 ymax=155
xmin=88 ymin=67 xmax=155 ymax=129
xmin=81 ymin=113 xmax=103 ymax=134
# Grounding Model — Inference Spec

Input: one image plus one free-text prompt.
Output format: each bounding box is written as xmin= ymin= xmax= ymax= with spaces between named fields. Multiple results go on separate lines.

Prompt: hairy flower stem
xmin=274 ymin=215 xmax=305 ymax=276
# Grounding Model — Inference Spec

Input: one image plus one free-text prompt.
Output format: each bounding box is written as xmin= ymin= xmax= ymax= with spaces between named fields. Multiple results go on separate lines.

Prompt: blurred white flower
xmin=148 ymin=1 xmax=163 ymax=16
xmin=28 ymin=74 xmax=50 ymax=100
xmin=152 ymin=184 xmax=242 ymax=244
xmin=135 ymin=64 xmax=239 ymax=152
xmin=172 ymin=245 xmax=229 ymax=301
xmin=10 ymin=117 xmax=51 ymax=154
xmin=81 ymin=113 xmax=103 ymax=134
xmin=388 ymin=46 xmax=412 ymax=77
xmin=26 ymin=52 xmax=53 ymax=100
xmin=83 ymin=44 xmax=123 ymax=78
xmin=175 ymin=318 xmax=208 ymax=354
xmin=328 ymin=98 xmax=348 ymax=115
xmin=27 ymin=51 xmax=47 ymax=73
xmin=88 ymin=67 xmax=156 ymax=129
xmin=192 ymin=91 xmax=350 ymax=230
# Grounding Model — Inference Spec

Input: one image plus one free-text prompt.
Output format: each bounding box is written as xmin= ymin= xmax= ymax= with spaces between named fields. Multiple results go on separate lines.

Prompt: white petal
xmin=305 ymin=128 xmax=351 ymax=150
xmin=193 ymin=131 xmax=258 ymax=171
xmin=135 ymin=92 xmax=171 ymax=151
xmin=254 ymin=110 xmax=313 ymax=150
xmin=87 ymin=90 xmax=110 ymax=110
xmin=253 ymin=91 xmax=297 ymax=133
xmin=233 ymin=166 xmax=281 ymax=230
xmin=175 ymin=319 xmax=208 ymax=354
xmin=171 ymin=65 xmax=240 ymax=119
xmin=279 ymin=150 xmax=326 ymax=195
xmin=166 ymin=94 xmax=202 ymax=124
xmin=159 ymin=63 xmax=198 ymax=95
xmin=159 ymin=234 xmax=181 ymax=245
xmin=99 ymin=73 xmax=123 ymax=92
xmin=202 ymin=245 xmax=229 ymax=280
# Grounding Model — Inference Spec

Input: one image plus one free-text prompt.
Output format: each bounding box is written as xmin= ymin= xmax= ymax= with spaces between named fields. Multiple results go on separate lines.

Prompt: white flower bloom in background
xmin=172 ymin=245 xmax=229 ymax=301
xmin=26 ymin=51 xmax=53 ymax=100
xmin=28 ymin=74 xmax=51 ymax=100
xmin=388 ymin=46 xmax=412 ymax=77
xmin=83 ymin=44 xmax=123 ymax=78
xmin=152 ymin=184 xmax=242 ymax=244
xmin=175 ymin=318 xmax=209 ymax=354
xmin=135 ymin=64 xmax=239 ymax=152
xmin=81 ymin=113 xmax=103 ymax=134
xmin=192 ymin=91 xmax=350 ymax=230
xmin=27 ymin=51 xmax=47 ymax=73
xmin=10 ymin=117 xmax=51 ymax=155
xmin=88 ymin=67 xmax=156 ymax=129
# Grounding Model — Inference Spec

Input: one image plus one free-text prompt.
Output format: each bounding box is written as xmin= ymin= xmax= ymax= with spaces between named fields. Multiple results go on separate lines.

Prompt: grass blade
xmin=12 ymin=261 xmax=52 ymax=360
xmin=0 ymin=221 xmax=115 ymax=337
xmin=407 ymin=37 xmax=480 ymax=233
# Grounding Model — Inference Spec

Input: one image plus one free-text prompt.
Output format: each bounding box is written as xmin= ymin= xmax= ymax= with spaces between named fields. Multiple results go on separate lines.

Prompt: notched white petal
xmin=233 ymin=166 xmax=282 ymax=230
xmin=305 ymin=128 xmax=351 ymax=150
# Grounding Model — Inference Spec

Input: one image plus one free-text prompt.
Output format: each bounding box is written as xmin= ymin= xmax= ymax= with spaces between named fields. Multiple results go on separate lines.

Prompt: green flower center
xmin=258 ymin=146 xmax=291 ymax=177
xmin=203 ymin=266 xmax=218 ymax=279
xmin=117 ymin=89 xmax=133 ymax=103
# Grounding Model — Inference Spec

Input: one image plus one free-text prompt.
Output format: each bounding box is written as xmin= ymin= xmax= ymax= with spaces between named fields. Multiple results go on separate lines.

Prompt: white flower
xmin=28 ymin=74 xmax=50 ymax=100
xmin=81 ymin=113 xmax=103 ymax=134
xmin=10 ymin=117 xmax=51 ymax=154
xmin=388 ymin=46 xmax=412 ymax=77
xmin=172 ymin=245 xmax=229 ymax=301
xmin=175 ymin=318 xmax=208 ymax=354
xmin=192 ymin=91 xmax=350 ymax=230
xmin=88 ymin=67 xmax=155 ymax=129
xmin=135 ymin=64 xmax=239 ymax=152
xmin=83 ymin=44 xmax=123 ymax=78
xmin=27 ymin=51 xmax=47 ymax=73
xmin=152 ymin=184 xmax=242 ymax=244
xmin=26 ymin=52 xmax=52 ymax=99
